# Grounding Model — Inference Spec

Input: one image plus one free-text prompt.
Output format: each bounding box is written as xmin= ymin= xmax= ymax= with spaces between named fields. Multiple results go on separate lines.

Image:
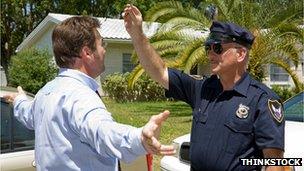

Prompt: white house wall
xmin=102 ymin=43 xmax=134 ymax=79
xmin=27 ymin=28 xmax=135 ymax=86
xmin=34 ymin=25 xmax=55 ymax=53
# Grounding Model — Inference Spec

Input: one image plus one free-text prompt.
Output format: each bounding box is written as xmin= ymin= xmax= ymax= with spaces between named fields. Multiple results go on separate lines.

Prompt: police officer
xmin=124 ymin=5 xmax=284 ymax=171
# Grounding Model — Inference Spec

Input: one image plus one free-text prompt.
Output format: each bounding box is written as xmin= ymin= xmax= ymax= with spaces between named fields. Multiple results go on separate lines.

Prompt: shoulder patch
xmin=268 ymin=99 xmax=284 ymax=123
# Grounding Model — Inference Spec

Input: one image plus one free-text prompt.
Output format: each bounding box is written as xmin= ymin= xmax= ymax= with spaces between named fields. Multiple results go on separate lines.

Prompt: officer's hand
xmin=141 ymin=110 xmax=176 ymax=155
xmin=123 ymin=4 xmax=144 ymax=38
xmin=3 ymin=86 xmax=25 ymax=104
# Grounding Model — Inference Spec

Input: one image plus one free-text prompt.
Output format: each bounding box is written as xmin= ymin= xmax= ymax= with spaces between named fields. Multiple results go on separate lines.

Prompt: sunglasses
xmin=204 ymin=42 xmax=223 ymax=55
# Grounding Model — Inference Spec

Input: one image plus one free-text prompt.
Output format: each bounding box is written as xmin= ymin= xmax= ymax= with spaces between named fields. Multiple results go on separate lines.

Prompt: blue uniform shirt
xmin=13 ymin=68 xmax=146 ymax=171
xmin=165 ymin=68 xmax=284 ymax=171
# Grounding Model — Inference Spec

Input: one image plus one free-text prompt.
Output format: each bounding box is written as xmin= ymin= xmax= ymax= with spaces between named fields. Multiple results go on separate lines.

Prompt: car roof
xmin=283 ymin=91 xmax=303 ymax=108
xmin=0 ymin=86 xmax=34 ymax=100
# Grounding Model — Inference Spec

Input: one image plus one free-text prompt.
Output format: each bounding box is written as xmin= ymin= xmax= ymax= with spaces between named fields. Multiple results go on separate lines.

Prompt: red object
xmin=146 ymin=154 xmax=153 ymax=171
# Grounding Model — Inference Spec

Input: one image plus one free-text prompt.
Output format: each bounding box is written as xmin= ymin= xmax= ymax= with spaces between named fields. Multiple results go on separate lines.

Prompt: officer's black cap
xmin=205 ymin=21 xmax=255 ymax=48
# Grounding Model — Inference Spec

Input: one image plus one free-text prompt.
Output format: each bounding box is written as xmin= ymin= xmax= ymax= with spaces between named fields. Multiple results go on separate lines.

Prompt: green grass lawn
xmin=102 ymin=97 xmax=192 ymax=171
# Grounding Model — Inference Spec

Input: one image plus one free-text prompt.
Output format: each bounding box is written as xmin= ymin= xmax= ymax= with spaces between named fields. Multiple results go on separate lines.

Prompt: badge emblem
xmin=236 ymin=104 xmax=249 ymax=119
xmin=268 ymin=99 xmax=283 ymax=123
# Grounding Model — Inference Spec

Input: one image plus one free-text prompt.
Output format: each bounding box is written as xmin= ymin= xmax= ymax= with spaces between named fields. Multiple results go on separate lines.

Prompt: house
xmin=16 ymin=13 xmax=160 ymax=87
xmin=16 ymin=13 xmax=303 ymax=90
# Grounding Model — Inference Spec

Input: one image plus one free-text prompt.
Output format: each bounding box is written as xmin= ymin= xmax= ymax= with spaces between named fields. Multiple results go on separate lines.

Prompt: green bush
xmin=8 ymin=48 xmax=58 ymax=94
xmin=102 ymin=73 xmax=166 ymax=102
xmin=271 ymin=85 xmax=296 ymax=102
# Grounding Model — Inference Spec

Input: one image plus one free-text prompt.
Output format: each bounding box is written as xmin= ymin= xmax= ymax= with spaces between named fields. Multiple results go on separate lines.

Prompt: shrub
xmin=8 ymin=48 xmax=58 ymax=94
xmin=102 ymin=72 xmax=166 ymax=102
xmin=271 ymin=85 xmax=296 ymax=102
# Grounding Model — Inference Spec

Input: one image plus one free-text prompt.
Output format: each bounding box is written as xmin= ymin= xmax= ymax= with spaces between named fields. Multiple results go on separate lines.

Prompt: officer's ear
xmin=236 ymin=46 xmax=247 ymax=63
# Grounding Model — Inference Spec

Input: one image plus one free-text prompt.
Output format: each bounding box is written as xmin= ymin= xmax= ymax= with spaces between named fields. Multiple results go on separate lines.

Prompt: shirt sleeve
xmin=68 ymin=92 xmax=146 ymax=163
xmin=165 ymin=68 xmax=197 ymax=106
xmin=253 ymin=93 xmax=285 ymax=151
xmin=13 ymin=94 xmax=35 ymax=130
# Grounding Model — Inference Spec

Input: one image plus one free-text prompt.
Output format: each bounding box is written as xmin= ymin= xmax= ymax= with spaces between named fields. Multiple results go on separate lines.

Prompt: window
xmin=1 ymin=98 xmax=34 ymax=153
xmin=122 ymin=53 xmax=136 ymax=73
xmin=269 ymin=64 xmax=289 ymax=82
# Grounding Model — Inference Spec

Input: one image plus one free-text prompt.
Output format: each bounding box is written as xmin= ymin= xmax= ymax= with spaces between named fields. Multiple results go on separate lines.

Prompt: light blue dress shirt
xmin=13 ymin=68 xmax=147 ymax=171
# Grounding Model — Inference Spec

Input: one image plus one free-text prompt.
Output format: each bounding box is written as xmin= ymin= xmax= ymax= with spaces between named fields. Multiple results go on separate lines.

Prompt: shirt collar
xmin=233 ymin=72 xmax=251 ymax=97
xmin=206 ymin=72 xmax=251 ymax=96
xmin=58 ymin=68 xmax=99 ymax=91
xmin=206 ymin=75 xmax=222 ymax=88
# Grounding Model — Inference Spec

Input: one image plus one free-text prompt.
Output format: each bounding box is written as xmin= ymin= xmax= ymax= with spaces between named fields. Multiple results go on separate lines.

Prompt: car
xmin=161 ymin=91 xmax=304 ymax=171
xmin=0 ymin=86 xmax=152 ymax=171
xmin=1 ymin=86 xmax=35 ymax=171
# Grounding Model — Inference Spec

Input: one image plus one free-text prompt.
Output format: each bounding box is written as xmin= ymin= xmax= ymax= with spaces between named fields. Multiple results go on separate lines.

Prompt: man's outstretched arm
xmin=4 ymin=86 xmax=35 ymax=129
xmin=123 ymin=5 xmax=169 ymax=89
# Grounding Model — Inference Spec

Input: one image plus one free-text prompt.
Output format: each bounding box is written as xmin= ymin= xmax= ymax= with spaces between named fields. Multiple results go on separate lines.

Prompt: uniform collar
xmin=58 ymin=68 xmax=99 ymax=91
xmin=232 ymin=72 xmax=250 ymax=97
xmin=207 ymin=75 xmax=222 ymax=88
xmin=206 ymin=72 xmax=250 ymax=97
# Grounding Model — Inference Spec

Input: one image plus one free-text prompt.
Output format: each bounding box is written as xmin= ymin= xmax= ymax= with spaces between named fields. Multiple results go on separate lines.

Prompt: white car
xmin=0 ymin=86 xmax=152 ymax=171
xmin=161 ymin=92 xmax=304 ymax=171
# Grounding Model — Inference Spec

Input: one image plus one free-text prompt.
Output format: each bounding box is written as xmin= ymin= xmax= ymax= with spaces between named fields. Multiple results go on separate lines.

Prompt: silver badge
xmin=236 ymin=104 xmax=249 ymax=119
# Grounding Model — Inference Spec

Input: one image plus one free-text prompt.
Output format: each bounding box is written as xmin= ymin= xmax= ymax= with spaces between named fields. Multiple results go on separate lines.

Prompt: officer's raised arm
xmin=123 ymin=5 xmax=169 ymax=89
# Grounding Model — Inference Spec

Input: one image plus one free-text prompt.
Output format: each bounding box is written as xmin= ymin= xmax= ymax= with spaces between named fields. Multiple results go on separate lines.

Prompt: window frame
xmin=269 ymin=64 xmax=290 ymax=82
xmin=122 ymin=53 xmax=136 ymax=73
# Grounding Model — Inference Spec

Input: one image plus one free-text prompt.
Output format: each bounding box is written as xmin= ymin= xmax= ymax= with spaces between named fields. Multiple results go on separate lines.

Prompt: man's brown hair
xmin=52 ymin=16 xmax=101 ymax=68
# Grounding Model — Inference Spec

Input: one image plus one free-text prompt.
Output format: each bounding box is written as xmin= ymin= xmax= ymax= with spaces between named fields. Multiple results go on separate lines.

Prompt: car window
xmin=1 ymin=99 xmax=12 ymax=151
xmin=1 ymin=98 xmax=35 ymax=153
xmin=284 ymin=92 xmax=304 ymax=122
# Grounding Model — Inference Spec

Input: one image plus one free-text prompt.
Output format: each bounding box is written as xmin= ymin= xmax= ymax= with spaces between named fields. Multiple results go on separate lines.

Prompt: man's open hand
xmin=141 ymin=110 xmax=176 ymax=155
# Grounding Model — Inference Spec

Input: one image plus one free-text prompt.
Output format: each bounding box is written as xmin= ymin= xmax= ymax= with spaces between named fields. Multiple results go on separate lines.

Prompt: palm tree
xmin=128 ymin=0 xmax=304 ymax=92
xmin=128 ymin=1 xmax=210 ymax=87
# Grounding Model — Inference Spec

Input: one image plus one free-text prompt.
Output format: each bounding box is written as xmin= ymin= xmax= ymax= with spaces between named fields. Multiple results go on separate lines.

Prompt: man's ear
xmin=236 ymin=47 xmax=247 ymax=62
xmin=80 ymin=46 xmax=93 ymax=59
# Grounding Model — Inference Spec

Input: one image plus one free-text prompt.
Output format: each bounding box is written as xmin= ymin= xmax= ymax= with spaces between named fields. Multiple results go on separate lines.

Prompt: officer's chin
xmin=210 ymin=67 xmax=219 ymax=75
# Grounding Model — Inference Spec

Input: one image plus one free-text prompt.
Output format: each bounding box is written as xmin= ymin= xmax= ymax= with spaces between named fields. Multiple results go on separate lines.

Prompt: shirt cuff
xmin=13 ymin=94 xmax=28 ymax=106
xmin=130 ymin=127 xmax=147 ymax=155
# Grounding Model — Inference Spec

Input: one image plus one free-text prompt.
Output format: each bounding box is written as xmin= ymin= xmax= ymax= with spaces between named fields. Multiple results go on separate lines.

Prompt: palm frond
xmin=128 ymin=65 xmax=145 ymax=89
xmin=145 ymin=1 xmax=185 ymax=22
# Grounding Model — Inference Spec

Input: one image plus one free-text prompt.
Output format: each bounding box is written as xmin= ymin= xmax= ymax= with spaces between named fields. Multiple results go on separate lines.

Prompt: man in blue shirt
xmin=4 ymin=16 xmax=175 ymax=171
xmin=124 ymin=5 xmax=285 ymax=171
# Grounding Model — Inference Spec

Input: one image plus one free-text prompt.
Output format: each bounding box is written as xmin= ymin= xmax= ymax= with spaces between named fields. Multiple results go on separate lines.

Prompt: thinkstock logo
xmin=240 ymin=158 xmax=303 ymax=166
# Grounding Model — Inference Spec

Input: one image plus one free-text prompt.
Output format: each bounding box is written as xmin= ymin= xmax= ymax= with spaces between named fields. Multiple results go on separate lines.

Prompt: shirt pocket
xmin=191 ymin=107 xmax=208 ymax=143
xmin=224 ymin=118 xmax=254 ymax=154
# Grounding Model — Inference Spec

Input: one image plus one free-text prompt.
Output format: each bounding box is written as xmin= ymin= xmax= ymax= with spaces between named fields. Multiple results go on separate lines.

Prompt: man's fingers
xmin=123 ymin=5 xmax=141 ymax=21
xmin=160 ymin=144 xmax=175 ymax=151
xmin=126 ymin=8 xmax=137 ymax=21
xmin=159 ymin=149 xmax=176 ymax=156
xmin=130 ymin=5 xmax=141 ymax=16
xmin=3 ymin=94 xmax=15 ymax=103
xmin=17 ymin=86 xmax=25 ymax=94
xmin=152 ymin=110 xmax=170 ymax=125
xmin=3 ymin=95 xmax=11 ymax=102
xmin=150 ymin=144 xmax=176 ymax=156
xmin=150 ymin=136 xmax=161 ymax=149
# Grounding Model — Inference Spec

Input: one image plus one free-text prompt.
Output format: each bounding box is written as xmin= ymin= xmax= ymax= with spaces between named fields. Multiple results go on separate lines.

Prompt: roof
xmin=16 ymin=13 xmax=208 ymax=52
xmin=16 ymin=13 xmax=161 ymax=52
